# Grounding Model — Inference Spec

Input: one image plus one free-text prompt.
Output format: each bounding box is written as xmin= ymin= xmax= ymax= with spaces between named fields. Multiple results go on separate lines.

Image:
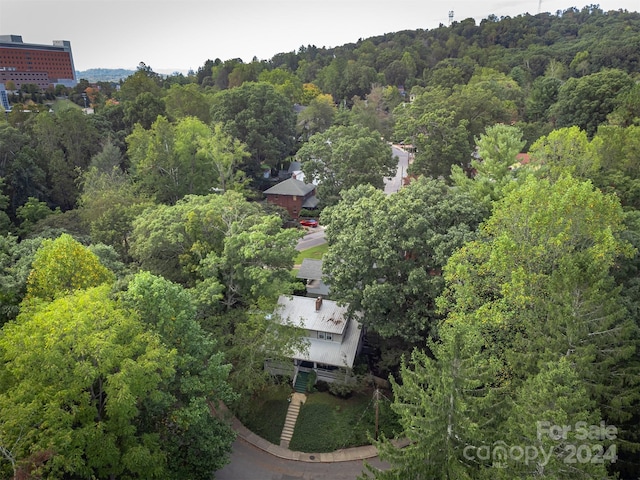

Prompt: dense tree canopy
xmin=368 ymin=174 xmax=638 ymax=479
xmin=0 ymin=285 xmax=176 ymax=479
xmin=209 ymin=82 xmax=296 ymax=176
xmin=126 ymin=116 xmax=249 ymax=204
xmin=3 ymin=7 xmax=640 ymax=478
xmin=322 ymin=177 xmax=484 ymax=341
xmin=298 ymin=124 xmax=396 ymax=205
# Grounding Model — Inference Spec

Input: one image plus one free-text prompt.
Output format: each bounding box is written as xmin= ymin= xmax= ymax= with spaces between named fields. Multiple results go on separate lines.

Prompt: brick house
xmin=264 ymin=177 xmax=318 ymax=219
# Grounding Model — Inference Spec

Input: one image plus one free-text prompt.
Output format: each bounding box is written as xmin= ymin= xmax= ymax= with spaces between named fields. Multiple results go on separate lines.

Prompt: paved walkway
xmin=214 ymin=401 xmax=405 ymax=463
xmin=280 ymin=392 xmax=306 ymax=448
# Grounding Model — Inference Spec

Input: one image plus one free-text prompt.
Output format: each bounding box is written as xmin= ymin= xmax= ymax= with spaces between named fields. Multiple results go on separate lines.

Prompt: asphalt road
xmin=216 ymin=438 xmax=389 ymax=480
xmin=384 ymin=146 xmax=410 ymax=195
xmin=295 ymin=226 xmax=326 ymax=251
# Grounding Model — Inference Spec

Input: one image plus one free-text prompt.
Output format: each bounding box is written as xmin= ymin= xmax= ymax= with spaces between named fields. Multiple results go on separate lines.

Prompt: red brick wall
xmin=266 ymin=194 xmax=304 ymax=218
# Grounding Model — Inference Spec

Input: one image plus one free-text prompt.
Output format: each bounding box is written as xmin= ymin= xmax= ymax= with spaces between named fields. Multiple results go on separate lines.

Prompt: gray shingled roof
xmin=264 ymin=177 xmax=315 ymax=196
xmin=297 ymin=259 xmax=323 ymax=280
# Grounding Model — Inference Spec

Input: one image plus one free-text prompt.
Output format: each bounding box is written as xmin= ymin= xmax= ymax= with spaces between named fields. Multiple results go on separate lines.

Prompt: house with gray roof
xmin=265 ymin=294 xmax=364 ymax=387
xmin=296 ymin=258 xmax=330 ymax=297
xmin=264 ymin=177 xmax=318 ymax=219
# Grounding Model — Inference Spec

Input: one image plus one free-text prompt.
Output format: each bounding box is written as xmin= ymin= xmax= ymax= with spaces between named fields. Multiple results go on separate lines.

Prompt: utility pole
xmin=374 ymin=387 xmax=380 ymax=440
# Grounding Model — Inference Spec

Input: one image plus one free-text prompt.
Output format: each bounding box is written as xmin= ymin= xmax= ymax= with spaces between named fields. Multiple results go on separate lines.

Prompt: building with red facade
xmin=264 ymin=177 xmax=319 ymax=219
xmin=0 ymin=35 xmax=77 ymax=91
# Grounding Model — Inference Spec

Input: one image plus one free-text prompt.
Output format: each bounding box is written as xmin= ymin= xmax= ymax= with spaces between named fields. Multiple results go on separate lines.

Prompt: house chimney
xmin=315 ymin=296 xmax=322 ymax=311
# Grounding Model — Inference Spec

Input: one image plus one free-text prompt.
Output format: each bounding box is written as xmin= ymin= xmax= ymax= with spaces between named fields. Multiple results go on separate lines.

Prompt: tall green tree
xmin=591 ymin=125 xmax=640 ymax=209
xmin=210 ymin=82 xmax=296 ymax=176
xmin=127 ymin=116 xmax=247 ymax=203
xmin=296 ymin=93 xmax=336 ymax=142
xmin=322 ymin=177 xmax=483 ymax=341
xmin=528 ymin=126 xmax=600 ymax=181
xmin=25 ymin=233 xmax=114 ymax=302
xmin=199 ymin=213 xmax=302 ymax=311
xmin=451 ymin=123 xmax=526 ymax=209
xmin=164 ymin=83 xmax=212 ymax=123
xmin=123 ymin=91 xmax=167 ymax=129
xmin=120 ymin=272 xmax=236 ymax=480
xmin=439 ymin=175 xmax=639 ymax=466
xmin=117 ymin=62 xmax=163 ymax=102
xmin=258 ymin=67 xmax=304 ymax=103
xmin=78 ymin=160 xmax=153 ymax=261
xmin=298 ymin=124 xmax=396 ymax=206
xmin=0 ymin=234 xmax=42 ymax=324
xmin=196 ymin=122 xmax=250 ymax=194
xmin=129 ymin=192 xmax=301 ymax=312
xmin=129 ymin=191 xmax=260 ymax=285
xmin=551 ymin=68 xmax=634 ymax=137
xmin=492 ymin=358 xmax=612 ymax=479
xmin=31 ymin=109 xmax=101 ymax=210
xmin=393 ymin=88 xmax=472 ymax=180
xmin=0 ymin=286 xmax=175 ymax=479
xmin=363 ymin=321 xmax=501 ymax=479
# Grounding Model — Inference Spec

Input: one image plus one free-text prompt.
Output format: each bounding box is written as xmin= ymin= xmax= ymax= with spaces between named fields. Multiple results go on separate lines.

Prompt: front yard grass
xmin=288 ymin=389 xmax=400 ymax=453
xmin=294 ymin=243 xmax=328 ymax=264
xmin=237 ymin=383 xmax=291 ymax=445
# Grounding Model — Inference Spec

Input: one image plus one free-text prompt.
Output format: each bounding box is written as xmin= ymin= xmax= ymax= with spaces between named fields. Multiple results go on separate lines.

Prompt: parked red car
xmin=299 ymin=218 xmax=319 ymax=228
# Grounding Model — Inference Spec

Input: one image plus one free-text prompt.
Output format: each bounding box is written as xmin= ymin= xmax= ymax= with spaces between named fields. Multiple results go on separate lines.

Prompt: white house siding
xmin=290 ymin=317 xmax=363 ymax=368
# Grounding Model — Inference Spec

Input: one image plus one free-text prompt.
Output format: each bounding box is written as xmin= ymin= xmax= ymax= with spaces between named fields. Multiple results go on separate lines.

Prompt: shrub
xmin=328 ymin=380 xmax=355 ymax=398
xmin=306 ymin=370 xmax=317 ymax=392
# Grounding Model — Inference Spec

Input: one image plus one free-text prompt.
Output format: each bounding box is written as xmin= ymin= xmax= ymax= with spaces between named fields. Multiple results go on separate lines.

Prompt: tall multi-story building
xmin=0 ymin=35 xmax=77 ymax=91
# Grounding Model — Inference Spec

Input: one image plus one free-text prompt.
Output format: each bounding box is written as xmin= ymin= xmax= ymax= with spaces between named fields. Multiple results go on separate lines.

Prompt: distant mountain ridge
xmin=76 ymin=68 xmax=135 ymax=82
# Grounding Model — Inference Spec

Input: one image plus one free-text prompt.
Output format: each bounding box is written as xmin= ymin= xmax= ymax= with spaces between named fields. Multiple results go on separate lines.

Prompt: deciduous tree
xmin=322 ymin=177 xmax=483 ymax=341
xmin=551 ymin=68 xmax=634 ymax=137
xmin=0 ymin=286 xmax=175 ymax=479
xmin=120 ymin=272 xmax=236 ymax=479
xmin=25 ymin=233 xmax=114 ymax=302
xmin=298 ymin=124 xmax=396 ymax=206
xmin=209 ymin=82 xmax=296 ymax=176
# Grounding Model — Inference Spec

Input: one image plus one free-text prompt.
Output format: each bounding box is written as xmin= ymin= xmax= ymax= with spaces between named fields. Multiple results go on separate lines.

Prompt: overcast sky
xmin=1 ymin=0 xmax=639 ymax=73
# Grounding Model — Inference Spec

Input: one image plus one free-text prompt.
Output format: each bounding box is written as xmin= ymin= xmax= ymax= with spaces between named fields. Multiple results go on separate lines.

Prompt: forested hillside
xmin=1 ymin=5 xmax=640 ymax=479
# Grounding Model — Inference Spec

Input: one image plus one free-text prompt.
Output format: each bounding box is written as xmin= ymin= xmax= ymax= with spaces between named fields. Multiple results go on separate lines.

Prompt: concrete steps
xmin=294 ymin=371 xmax=309 ymax=393
xmin=279 ymin=392 xmax=306 ymax=448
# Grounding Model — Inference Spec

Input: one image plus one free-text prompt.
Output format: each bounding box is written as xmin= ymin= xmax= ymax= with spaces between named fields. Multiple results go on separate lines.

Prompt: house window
xmin=317 ymin=332 xmax=332 ymax=341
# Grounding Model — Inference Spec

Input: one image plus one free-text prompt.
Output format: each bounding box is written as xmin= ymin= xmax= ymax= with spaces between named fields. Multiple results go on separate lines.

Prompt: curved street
xmin=216 ymin=437 xmax=388 ymax=480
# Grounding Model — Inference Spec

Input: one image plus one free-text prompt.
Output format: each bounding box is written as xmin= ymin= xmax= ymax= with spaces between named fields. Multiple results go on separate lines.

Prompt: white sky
xmin=1 ymin=0 xmax=639 ymax=73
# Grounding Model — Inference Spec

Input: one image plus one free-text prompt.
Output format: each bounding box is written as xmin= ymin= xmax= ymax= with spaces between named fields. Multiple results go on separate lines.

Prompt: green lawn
xmin=50 ymin=99 xmax=81 ymax=112
xmin=294 ymin=243 xmax=328 ymax=264
xmin=288 ymin=389 xmax=400 ymax=453
xmin=238 ymin=384 xmax=400 ymax=452
xmin=238 ymin=383 xmax=291 ymax=445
